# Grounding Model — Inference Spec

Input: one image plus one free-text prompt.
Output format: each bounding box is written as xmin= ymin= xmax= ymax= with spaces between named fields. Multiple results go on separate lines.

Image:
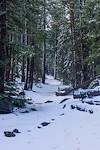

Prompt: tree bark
xmin=24 ymin=57 xmax=30 ymax=90
xmin=5 ymin=45 xmax=11 ymax=82
xmin=15 ymin=56 xmax=20 ymax=78
xmin=0 ymin=0 xmax=6 ymax=93
xmin=69 ymin=0 xmax=76 ymax=89
xmin=21 ymin=55 xmax=25 ymax=82
xmin=28 ymin=56 xmax=34 ymax=90
xmin=11 ymin=46 xmax=15 ymax=82
xmin=42 ymin=0 xmax=46 ymax=84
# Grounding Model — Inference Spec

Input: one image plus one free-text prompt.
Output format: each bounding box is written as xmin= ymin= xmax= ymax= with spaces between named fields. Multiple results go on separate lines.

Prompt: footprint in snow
xmin=37 ymin=122 xmax=51 ymax=129
xmin=41 ymin=122 xmax=50 ymax=126
xmin=4 ymin=129 xmax=21 ymax=137
xmin=27 ymin=130 xmax=31 ymax=132
xmin=53 ymin=144 xmax=61 ymax=149
xmin=51 ymin=119 xmax=55 ymax=121
xmin=77 ymin=147 xmax=80 ymax=150
xmin=37 ymin=126 xmax=42 ymax=129
xmin=76 ymin=137 xmax=79 ymax=141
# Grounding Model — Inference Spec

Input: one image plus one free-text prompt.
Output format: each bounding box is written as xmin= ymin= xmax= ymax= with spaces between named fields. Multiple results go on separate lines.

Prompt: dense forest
xmin=1 ymin=0 xmax=100 ymax=148
xmin=0 ymin=0 xmax=100 ymax=93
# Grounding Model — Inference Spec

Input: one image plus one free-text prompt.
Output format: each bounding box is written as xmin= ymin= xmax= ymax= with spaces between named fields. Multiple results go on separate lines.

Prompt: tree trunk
xmin=54 ymin=26 xmax=58 ymax=79
xmin=24 ymin=57 xmax=30 ymax=90
xmin=0 ymin=0 xmax=6 ymax=93
xmin=42 ymin=0 xmax=46 ymax=84
xmin=42 ymin=40 xmax=46 ymax=84
xmin=54 ymin=52 xmax=57 ymax=79
xmin=21 ymin=55 xmax=25 ymax=82
xmin=11 ymin=46 xmax=15 ymax=82
xmin=69 ymin=1 xmax=76 ymax=89
xmin=5 ymin=45 xmax=11 ymax=82
xmin=15 ymin=56 xmax=20 ymax=78
xmin=28 ymin=56 xmax=34 ymax=90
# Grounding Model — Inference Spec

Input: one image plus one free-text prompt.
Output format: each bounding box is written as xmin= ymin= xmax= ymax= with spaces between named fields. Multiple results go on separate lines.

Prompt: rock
xmin=76 ymin=106 xmax=86 ymax=112
xmin=73 ymin=93 xmax=87 ymax=99
xmin=4 ymin=131 xmax=16 ymax=137
xmin=89 ymin=110 xmax=93 ymax=114
xmin=80 ymin=108 xmax=86 ymax=112
xmin=76 ymin=106 xmax=82 ymax=111
xmin=41 ymin=122 xmax=50 ymax=127
xmin=27 ymin=102 xmax=33 ymax=105
xmin=19 ymin=91 xmax=25 ymax=96
xmin=71 ymin=105 xmax=86 ymax=112
xmin=60 ymin=113 xmax=64 ymax=116
xmin=56 ymin=91 xmax=67 ymax=96
xmin=56 ymin=87 xmax=73 ymax=96
xmin=37 ymin=126 xmax=42 ymax=129
xmin=31 ymin=108 xmax=37 ymax=111
xmin=20 ymin=110 xmax=29 ymax=113
xmin=32 ymin=90 xmax=36 ymax=92
xmin=13 ymin=129 xmax=21 ymax=133
xmin=87 ymin=92 xmax=93 ymax=98
xmin=71 ymin=105 xmax=76 ymax=109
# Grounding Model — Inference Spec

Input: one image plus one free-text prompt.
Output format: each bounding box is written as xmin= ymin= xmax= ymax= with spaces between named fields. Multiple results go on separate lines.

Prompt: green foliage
xmin=13 ymin=98 xmax=25 ymax=108
xmin=1 ymin=0 xmax=100 ymax=92
xmin=0 ymin=94 xmax=7 ymax=101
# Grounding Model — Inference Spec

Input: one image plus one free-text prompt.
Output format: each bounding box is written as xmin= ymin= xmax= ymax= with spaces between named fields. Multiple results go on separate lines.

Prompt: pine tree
xmin=0 ymin=0 xmax=6 ymax=93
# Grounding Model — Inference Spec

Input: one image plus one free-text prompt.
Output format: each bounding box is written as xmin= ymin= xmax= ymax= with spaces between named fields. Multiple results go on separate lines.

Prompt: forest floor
xmin=0 ymin=76 xmax=100 ymax=150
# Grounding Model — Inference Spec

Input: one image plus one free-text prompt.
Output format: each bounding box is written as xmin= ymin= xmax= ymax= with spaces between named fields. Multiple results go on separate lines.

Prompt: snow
xmin=89 ymin=19 xmax=96 ymax=23
xmin=1 ymin=76 xmax=100 ymax=150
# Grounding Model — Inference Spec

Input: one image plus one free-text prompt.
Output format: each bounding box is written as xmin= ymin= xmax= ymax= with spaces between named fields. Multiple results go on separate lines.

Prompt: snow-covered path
xmin=0 ymin=76 xmax=100 ymax=150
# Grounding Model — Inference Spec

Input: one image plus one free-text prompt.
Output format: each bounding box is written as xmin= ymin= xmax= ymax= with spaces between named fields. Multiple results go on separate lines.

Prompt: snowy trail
xmin=0 ymin=76 xmax=100 ymax=150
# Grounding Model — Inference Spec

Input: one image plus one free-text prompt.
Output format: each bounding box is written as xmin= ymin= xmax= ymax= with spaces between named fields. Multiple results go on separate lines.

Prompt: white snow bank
xmin=1 ymin=76 xmax=100 ymax=150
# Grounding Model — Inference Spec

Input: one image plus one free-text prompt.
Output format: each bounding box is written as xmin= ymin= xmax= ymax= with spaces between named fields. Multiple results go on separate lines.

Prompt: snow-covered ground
xmin=1 ymin=76 xmax=100 ymax=150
